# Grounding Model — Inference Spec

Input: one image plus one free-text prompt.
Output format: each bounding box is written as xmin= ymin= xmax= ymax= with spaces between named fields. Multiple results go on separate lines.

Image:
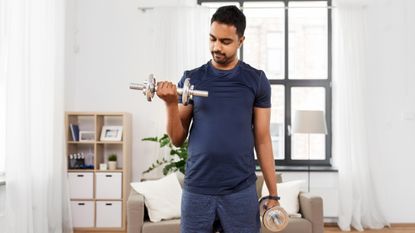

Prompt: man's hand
xmin=156 ymin=81 xmax=178 ymax=106
xmin=265 ymin=199 xmax=280 ymax=210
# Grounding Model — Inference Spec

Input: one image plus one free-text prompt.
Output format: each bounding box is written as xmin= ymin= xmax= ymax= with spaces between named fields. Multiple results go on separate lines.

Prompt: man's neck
xmin=211 ymin=59 xmax=239 ymax=70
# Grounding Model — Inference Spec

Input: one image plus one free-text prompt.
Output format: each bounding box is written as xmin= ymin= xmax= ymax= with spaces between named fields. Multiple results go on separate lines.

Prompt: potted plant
xmin=142 ymin=134 xmax=188 ymax=175
xmin=108 ymin=154 xmax=117 ymax=170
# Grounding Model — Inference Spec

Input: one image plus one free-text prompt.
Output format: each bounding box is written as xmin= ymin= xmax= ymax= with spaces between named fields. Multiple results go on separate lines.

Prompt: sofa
xmin=127 ymin=172 xmax=323 ymax=233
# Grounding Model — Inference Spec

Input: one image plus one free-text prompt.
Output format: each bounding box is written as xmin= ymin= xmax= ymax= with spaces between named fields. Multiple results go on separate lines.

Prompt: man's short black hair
xmin=211 ymin=5 xmax=246 ymax=38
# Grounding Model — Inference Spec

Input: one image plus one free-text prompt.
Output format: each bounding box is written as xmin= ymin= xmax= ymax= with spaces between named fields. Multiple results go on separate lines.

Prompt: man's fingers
xmin=157 ymin=81 xmax=174 ymax=89
xmin=157 ymin=81 xmax=166 ymax=89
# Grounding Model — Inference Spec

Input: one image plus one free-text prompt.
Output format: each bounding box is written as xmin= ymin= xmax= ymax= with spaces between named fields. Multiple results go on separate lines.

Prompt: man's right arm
xmin=166 ymin=104 xmax=192 ymax=146
xmin=157 ymin=81 xmax=193 ymax=147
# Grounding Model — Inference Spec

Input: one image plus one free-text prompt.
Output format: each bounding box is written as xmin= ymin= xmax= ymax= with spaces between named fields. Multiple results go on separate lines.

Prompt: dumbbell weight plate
xmin=145 ymin=74 xmax=156 ymax=101
xmin=181 ymin=78 xmax=191 ymax=105
xmin=262 ymin=206 xmax=289 ymax=232
xmin=259 ymin=197 xmax=289 ymax=232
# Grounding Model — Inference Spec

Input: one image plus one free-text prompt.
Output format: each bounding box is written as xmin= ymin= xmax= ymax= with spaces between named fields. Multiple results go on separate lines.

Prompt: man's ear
xmin=238 ymin=36 xmax=245 ymax=48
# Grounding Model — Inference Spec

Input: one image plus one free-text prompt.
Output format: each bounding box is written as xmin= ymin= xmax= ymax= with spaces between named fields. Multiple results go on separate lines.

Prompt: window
xmin=199 ymin=0 xmax=332 ymax=166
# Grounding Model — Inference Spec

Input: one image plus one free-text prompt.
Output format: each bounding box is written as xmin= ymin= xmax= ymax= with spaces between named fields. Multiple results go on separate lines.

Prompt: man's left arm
xmin=253 ymin=107 xmax=279 ymax=206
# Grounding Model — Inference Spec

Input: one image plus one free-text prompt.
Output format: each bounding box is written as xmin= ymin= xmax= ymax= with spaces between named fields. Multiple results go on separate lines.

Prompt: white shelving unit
xmin=65 ymin=112 xmax=131 ymax=232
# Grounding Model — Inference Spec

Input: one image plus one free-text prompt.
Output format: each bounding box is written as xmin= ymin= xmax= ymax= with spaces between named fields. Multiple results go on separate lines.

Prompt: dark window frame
xmin=198 ymin=0 xmax=333 ymax=167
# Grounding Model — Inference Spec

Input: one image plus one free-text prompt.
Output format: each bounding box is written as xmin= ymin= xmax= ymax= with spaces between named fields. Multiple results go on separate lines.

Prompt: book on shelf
xmin=70 ymin=124 xmax=79 ymax=141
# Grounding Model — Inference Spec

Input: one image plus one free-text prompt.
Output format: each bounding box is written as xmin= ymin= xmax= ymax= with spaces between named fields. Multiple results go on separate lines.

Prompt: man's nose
xmin=213 ymin=40 xmax=222 ymax=51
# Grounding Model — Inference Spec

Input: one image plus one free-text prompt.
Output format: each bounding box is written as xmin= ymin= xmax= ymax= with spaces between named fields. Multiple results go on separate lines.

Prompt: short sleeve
xmin=254 ymin=71 xmax=271 ymax=108
xmin=177 ymin=71 xmax=194 ymax=105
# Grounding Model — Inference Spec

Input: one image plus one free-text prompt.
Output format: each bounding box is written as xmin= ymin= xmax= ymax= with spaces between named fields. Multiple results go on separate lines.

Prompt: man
xmin=157 ymin=5 xmax=279 ymax=233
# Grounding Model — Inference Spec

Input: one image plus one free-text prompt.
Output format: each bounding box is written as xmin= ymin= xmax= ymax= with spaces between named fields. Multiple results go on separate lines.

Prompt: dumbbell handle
xmin=129 ymin=83 xmax=208 ymax=98
xmin=178 ymin=88 xmax=208 ymax=98
xmin=129 ymin=83 xmax=146 ymax=90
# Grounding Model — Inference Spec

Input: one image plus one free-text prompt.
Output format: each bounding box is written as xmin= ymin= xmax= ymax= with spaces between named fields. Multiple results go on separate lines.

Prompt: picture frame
xmin=79 ymin=131 xmax=95 ymax=142
xmin=100 ymin=126 xmax=123 ymax=141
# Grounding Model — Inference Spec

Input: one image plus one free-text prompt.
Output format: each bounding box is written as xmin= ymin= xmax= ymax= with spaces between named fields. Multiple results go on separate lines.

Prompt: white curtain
xmin=333 ymin=0 xmax=389 ymax=231
xmin=147 ymin=5 xmax=210 ymax=84
xmin=0 ymin=0 xmax=72 ymax=232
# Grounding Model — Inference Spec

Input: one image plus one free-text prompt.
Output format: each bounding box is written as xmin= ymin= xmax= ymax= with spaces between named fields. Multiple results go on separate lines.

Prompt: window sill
xmin=256 ymin=165 xmax=338 ymax=172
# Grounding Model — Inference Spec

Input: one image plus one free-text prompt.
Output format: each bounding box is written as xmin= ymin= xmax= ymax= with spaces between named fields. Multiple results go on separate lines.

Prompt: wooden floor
xmin=325 ymin=225 xmax=415 ymax=233
xmin=75 ymin=225 xmax=415 ymax=233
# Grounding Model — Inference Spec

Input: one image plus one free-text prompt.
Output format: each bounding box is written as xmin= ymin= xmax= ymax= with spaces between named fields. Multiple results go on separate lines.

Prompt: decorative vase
xmin=108 ymin=161 xmax=117 ymax=170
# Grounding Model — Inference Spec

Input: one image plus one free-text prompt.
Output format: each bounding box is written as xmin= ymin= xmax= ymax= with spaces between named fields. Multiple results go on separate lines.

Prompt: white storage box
xmin=96 ymin=201 xmax=122 ymax=228
xmin=95 ymin=172 xmax=122 ymax=199
xmin=68 ymin=172 xmax=93 ymax=199
xmin=71 ymin=201 xmax=94 ymax=228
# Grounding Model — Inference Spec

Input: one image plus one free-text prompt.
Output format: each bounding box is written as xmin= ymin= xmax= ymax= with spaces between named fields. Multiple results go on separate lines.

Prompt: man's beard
xmin=211 ymin=51 xmax=233 ymax=65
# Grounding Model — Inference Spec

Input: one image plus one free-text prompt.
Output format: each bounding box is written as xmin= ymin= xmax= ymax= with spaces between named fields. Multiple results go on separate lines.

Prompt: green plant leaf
xmin=108 ymin=154 xmax=117 ymax=161
xmin=162 ymin=163 xmax=177 ymax=175
xmin=170 ymin=150 xmax=179 ymax=156
xmin=159 ymin=138 xmax=170 ymax=148
xmin=142 ymin=136 xmax=158 ymax=142
xmin=141 ymin=134 xmax=188 ymax=175
xmin=174 ymin=160 xmax=186 ymax=168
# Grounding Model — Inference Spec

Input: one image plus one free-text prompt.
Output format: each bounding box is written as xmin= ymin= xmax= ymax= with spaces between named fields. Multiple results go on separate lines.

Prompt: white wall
xmin=65 ymin=0 xmax=160 ymax=182
xmin=65 ymin=0 xmax=209 ymax=181
xmin=65 ymin=0 xmax=415 ymax=223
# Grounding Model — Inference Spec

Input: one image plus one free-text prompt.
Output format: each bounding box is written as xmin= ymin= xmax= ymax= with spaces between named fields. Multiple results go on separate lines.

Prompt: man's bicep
xmin=179 ymin=104 xmax=193 ymax=133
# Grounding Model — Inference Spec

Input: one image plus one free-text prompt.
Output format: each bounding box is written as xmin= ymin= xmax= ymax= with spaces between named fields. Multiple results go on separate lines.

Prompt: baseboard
xmin=390 ymin=223 xmax=415 ymax=227
xmin=324 ymin=222 xmax=338 ymax=227
xmin=324 ymin=216 xmax=338 ymax=224
xmin=325 ymin=222 xmax=415 ymax=229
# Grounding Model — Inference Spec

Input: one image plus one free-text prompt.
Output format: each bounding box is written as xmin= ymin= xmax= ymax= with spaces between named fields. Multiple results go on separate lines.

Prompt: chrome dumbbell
xmin=130 ymin=74 xmax=208 ymax=105
xmin=259 ymin=196 xmax=289 ymax=232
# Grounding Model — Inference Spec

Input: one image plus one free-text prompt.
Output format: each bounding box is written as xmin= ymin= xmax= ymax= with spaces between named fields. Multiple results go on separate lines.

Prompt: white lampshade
xmin=293 ymin=110 xmax=327 ymax=134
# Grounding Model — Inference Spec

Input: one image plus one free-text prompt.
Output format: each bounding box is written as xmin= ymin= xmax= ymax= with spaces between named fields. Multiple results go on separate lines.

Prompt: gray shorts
xmin=180 ymin=184 xmax=260 ymax=233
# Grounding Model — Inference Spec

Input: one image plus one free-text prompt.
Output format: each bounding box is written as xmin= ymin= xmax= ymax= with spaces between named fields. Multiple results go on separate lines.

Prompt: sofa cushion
xmin=261 ymin=218 xmax=312 ymax=233
xmin=142 ymin=219 xmax=181 ymax=233
xmin=261 ymin=180 xmax=305 ymax=215
xmin=130 ymin=172 xmax=182 ymax=222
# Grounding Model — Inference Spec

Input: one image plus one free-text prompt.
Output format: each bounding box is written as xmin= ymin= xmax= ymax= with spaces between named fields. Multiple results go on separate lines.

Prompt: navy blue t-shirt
xmin=178 ymin=61 xmax=271 ymax=195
